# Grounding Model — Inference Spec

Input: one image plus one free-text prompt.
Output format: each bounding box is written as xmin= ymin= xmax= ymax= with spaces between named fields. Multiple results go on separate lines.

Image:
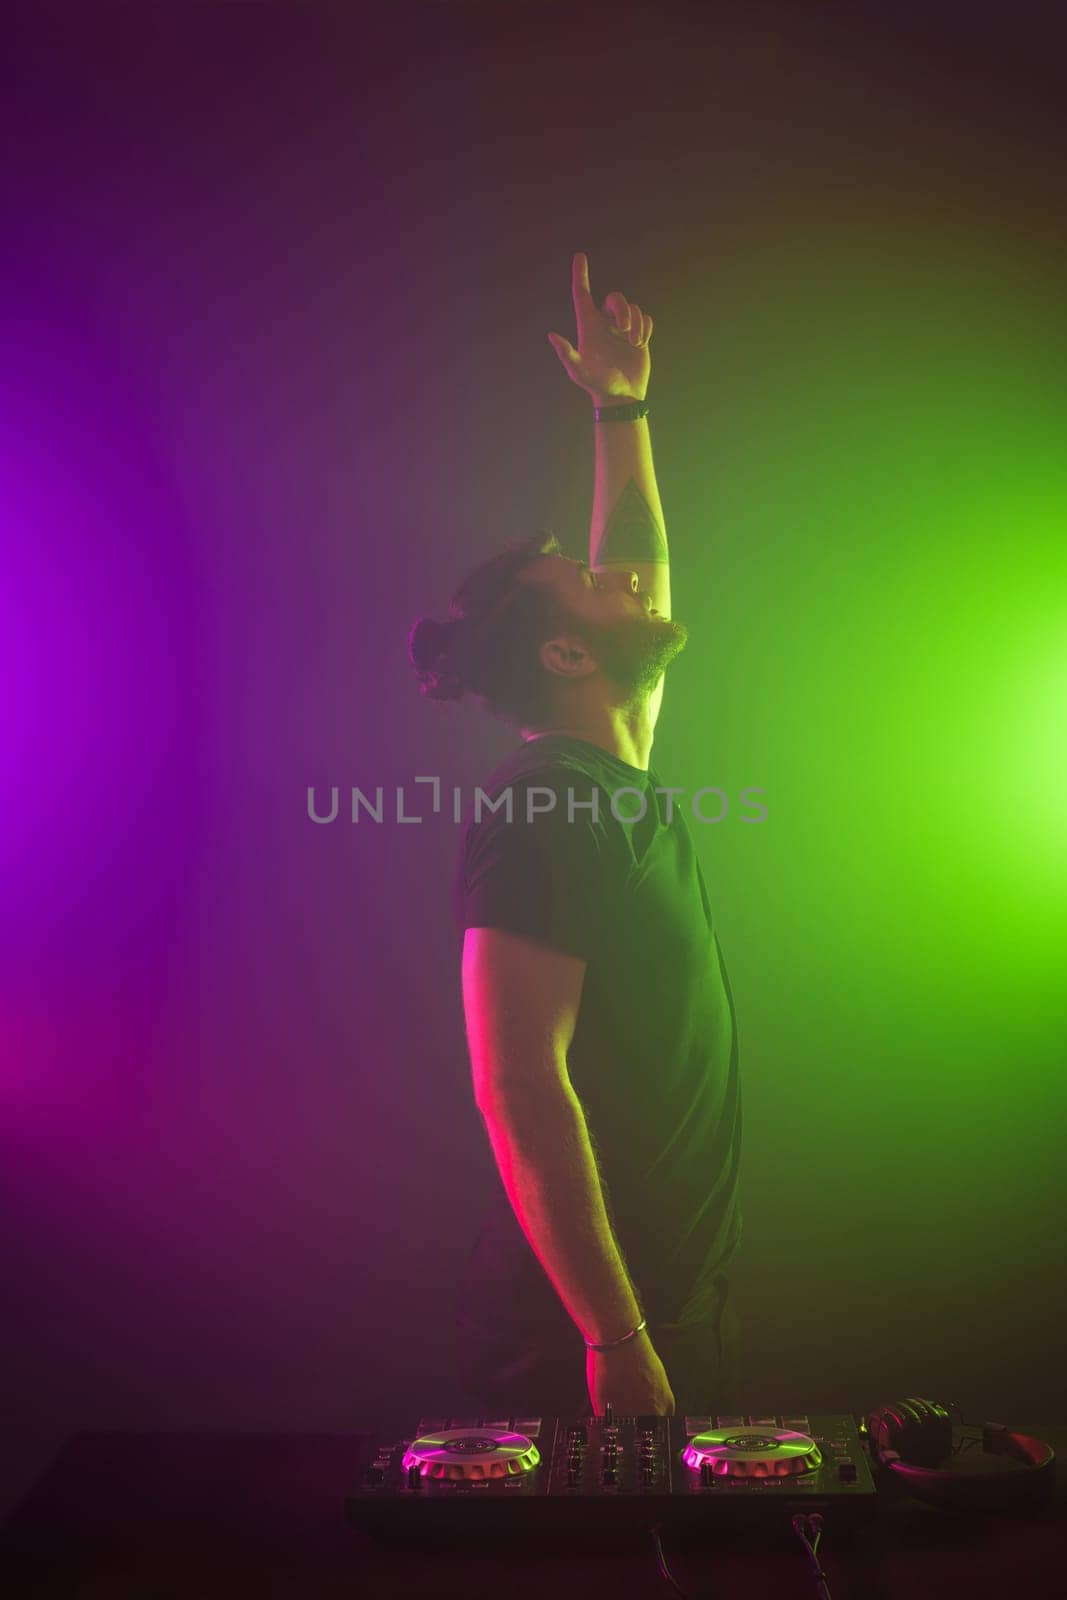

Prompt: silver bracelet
xmin=584 ymin=1316 xmax=647 ymax=1353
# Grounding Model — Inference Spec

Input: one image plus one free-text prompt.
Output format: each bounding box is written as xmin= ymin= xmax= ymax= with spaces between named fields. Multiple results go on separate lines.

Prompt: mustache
xmin=573 ymin=612 xmax=688 ymax=647
xmin=574 ymin=612 xmax=690 ymax=693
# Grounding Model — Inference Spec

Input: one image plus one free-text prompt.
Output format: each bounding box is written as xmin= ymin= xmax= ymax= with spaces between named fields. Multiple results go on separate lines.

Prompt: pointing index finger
xmin=571 ymin=250 xmax=595 ymax=323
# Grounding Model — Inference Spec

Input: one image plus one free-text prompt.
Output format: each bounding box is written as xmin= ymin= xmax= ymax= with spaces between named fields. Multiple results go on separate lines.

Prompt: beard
xmin=579 ymin=611 xmax=689 ymax=699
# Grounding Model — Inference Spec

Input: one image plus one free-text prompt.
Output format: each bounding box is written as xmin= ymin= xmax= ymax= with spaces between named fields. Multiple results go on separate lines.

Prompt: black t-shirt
xmin=451 ymin=733 xmax=743 ymax=1332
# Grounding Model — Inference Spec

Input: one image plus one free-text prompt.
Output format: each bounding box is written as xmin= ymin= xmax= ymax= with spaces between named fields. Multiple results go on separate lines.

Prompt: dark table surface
xmin=1 ymin=1425 xmax=1065 ymax=1599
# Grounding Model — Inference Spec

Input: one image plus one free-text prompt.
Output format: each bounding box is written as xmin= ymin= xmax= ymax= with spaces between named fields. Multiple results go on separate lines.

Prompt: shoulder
xmin=463 ymin=763 xmax=605 ymax=848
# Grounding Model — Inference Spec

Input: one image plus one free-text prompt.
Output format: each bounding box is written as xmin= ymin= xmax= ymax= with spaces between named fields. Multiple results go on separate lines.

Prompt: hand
xmin=586 ymin=1326 xmax=676 ymax=1417
xmin=547 ymin=251 xmax=653 ymax=406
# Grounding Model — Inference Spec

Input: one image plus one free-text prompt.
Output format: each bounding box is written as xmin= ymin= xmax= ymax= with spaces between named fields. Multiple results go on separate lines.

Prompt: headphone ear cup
xmin=902 ymin=1396 xmax=953 ymax=1466
xmin=866 ymin=1398 xmax=934 ymax=1465
xmin=864 ymin=1401 xmax=902 ymax=1463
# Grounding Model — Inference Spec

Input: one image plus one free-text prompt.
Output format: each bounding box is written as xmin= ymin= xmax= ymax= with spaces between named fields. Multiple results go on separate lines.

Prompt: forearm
xmin=479 ymin=1077 xmax=643 ymax=1346
xmin=590 ymin=409 xmax=671 ymax=616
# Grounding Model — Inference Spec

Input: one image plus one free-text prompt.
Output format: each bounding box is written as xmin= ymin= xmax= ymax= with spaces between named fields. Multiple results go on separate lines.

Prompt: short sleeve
xmin=456 ymin=774 xmax=610 ymax=962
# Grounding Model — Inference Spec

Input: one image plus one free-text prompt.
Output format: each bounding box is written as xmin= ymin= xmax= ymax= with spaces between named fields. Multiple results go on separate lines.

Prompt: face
xmin=524 ymin=554 xmax=689 ymax=699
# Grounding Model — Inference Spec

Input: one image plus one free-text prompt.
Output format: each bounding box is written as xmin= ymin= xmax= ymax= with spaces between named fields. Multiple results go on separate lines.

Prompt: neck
xmin=520 ymin=696 xmax=654 ymax=771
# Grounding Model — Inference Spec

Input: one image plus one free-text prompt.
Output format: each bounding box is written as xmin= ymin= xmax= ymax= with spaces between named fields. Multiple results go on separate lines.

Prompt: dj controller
xmin=347 ymin=1404 xmax=878 ymax=1538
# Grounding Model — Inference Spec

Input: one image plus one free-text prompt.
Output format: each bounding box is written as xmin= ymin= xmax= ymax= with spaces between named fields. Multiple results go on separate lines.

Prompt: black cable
xmin=648 ymin=1521 xmax=690 ymax=1597
xmin=947 ymin=1398 xmax=995 ymax=1458
xmin=653 ymin=1505 xmax=841 ymax=1599
xmin=791 ymin=1511 xmax=834 ymax=1600
xmin=947 ymin=1398 xmax=973 ymax=1456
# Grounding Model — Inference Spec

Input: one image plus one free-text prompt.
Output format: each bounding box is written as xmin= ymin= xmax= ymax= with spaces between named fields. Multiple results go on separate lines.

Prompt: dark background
xmin=3 ymin=0 xmax=1065 ymax=1521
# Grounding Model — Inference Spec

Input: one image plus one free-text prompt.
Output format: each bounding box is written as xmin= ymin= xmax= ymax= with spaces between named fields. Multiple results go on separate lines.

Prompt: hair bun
xmin=407 ymin=615 xmax=467 ymax=701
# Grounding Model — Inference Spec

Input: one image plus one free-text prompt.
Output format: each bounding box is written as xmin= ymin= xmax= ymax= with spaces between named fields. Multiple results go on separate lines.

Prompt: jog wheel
xmin=683 ymin=1428 xmax=823 ymax=1480
xmin=401 ymin=1427 xmax=541 ymax=1482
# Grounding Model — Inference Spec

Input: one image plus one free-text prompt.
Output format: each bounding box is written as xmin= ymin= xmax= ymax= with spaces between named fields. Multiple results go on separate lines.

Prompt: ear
xmin=539 ymin=634 xmax=598 ymax=680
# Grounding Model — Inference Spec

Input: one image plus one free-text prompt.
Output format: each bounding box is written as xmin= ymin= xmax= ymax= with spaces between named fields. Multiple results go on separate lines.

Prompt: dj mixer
xmin=347 ymin=1404 xmax=878 ymax=1537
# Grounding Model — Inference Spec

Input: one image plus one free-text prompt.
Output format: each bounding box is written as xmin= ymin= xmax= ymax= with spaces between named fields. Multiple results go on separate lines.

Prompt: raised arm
xmin=548 ymin=251 xmax=671 ymax=727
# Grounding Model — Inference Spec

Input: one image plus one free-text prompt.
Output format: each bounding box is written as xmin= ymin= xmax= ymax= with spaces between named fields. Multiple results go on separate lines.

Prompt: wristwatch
xmin=594 ymin=397 xmax=650 ymax=423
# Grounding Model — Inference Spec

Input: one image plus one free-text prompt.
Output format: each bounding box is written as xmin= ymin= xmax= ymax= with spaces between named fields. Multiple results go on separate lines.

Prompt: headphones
xmin=863 ymin=1397 xmax=1055 ymax=1510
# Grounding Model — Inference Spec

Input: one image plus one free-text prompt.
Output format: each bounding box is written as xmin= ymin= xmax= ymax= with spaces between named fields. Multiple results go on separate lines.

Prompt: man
xmin=408 ymin=252 xmax=742 ymax=1419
